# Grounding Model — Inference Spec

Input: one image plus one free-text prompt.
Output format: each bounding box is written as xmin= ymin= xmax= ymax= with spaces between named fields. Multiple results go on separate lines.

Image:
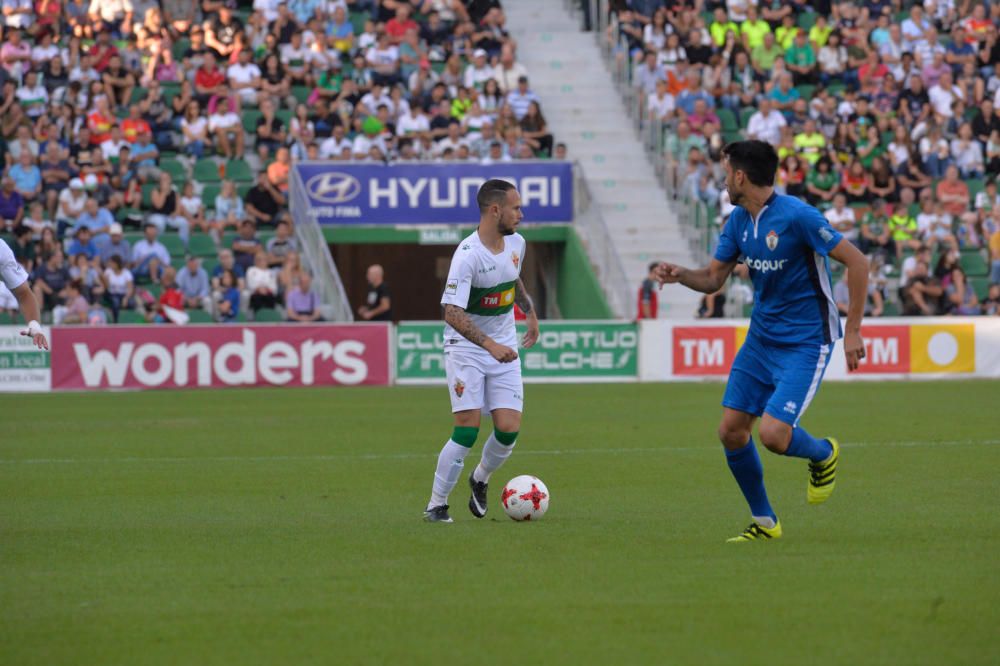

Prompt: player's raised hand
xmin=486 ymin=340 xmax=519 ymax=363
xmin=653 ymin=262 xmax=684 ymax=287
xmin=844 ymin=330 xmax=865 ymax=371
xmin=20 ymin=321 xmax=49 ymax=350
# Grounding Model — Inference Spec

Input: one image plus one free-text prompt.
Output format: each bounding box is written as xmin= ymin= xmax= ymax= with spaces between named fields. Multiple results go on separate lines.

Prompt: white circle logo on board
xmin=927 ymin=332 xmax=958 ymax=366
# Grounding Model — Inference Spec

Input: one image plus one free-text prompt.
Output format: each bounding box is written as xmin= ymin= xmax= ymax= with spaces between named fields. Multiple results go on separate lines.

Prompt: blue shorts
xmin=722 ymin=334 xmax=833 ymax=426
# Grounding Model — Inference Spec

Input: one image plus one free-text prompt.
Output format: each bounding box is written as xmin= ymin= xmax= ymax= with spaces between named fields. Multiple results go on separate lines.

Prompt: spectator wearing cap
xmin=57 ymin=178 xmax=87 ymax=235
xmin=100 ymin=223 xmax=131 ymax=267
xmin=176 ymin=255 xmax=212 ymax=313
xmin=8 ymin=151 xmax=41 ymax=203
xmin=464 ymin=49 xmax=493 ymax=91
xmin=131 ymin=222 xmax=170 ymax=283
xmin=506 ymin=76 xmax=540 ymax=122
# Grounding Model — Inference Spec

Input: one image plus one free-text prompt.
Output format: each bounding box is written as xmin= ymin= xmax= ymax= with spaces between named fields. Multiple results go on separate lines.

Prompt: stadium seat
xmin=292 ymin=86 xmax=311 ymax=105
xmin=118 ymin=310 xmax=147 ymax=324
xmin=967 ymin=178 xmax=985 ymax=203
xmin=716 ymin=108 xmax=738 ymax=132
xmin=882 ymin=301 xmax=900 ymax=316
xmin=254 ymin=308 xmax=283 ymax=322
xmin=242 ymin=109 xmax=263 ymax=133
xmin=738 ymin=107 xmax=755 ymax=129
xmin=348 ymin=10 xmax=369 ymax=34
xmin=141 ymin=182 xmax=157 ymax=209
xmin=959 ymin=250 xmax=989 ymax=276
xmin=201 ymin=183 xmax=222 ymax=209
xmin=160 ymin=158 xmax=187 ymax=182
xmin=797 ymin=11 xmax=818 ymax=29
xmin=202 ymin=258 xmax=220 ymax=275
xmin=188 ymin=234 xmax=217 ymax=258
xmin=275 ymin=109 xmax=293 ymax=126
xmin=130 ymin=87 xmax=148 ymax=105
xmin=795 ymin=84 xmax=816 ymax=100
xmin=193 ymin=159 xmax=221 ymax=183
xmin=161 ymin=235 xmax=186 ymax=257
xmin=188 ymin=310 xmax=214 ymax=323
xmin=171 ymin=38 xmax=190 ymax=61
xmin=970 ymin=275 xmax=990 ymax=300
xmin=225 ymin=159 xmax=254 ymax=183
xmin=236 ymin=182 xmax=253 ymax=199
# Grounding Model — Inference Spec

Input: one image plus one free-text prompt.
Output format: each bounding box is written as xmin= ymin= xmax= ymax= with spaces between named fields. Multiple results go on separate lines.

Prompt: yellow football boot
xmin=808 ymin=437 xmax=840 ymax=505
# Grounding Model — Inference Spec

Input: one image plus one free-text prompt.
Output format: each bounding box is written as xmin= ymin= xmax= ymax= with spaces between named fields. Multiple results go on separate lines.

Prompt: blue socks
xmin=784 ymin=427 xmax=833 ymax=462
xmin=724 ymin=438 xmax=776 ymax=523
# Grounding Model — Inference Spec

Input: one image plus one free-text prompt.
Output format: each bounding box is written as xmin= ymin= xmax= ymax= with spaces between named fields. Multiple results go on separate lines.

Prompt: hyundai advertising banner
xmin=295 ymin=162 xmax=574 ymax=225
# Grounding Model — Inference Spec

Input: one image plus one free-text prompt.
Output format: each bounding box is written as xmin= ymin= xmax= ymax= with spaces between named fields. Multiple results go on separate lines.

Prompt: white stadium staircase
xmin=503 ymin=0 xmax=703 ymax=318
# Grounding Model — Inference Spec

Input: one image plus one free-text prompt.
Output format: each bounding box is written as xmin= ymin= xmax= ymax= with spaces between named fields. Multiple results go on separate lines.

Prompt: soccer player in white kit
xmin=424 ymin=180 xmax=539 ymax=523
xmin=0 ymin=239 xmax=48 ymax=350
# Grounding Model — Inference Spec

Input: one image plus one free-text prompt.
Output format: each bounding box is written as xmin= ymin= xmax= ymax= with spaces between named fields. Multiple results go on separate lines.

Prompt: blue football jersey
xmin=715 ymin=193 xmax=843 ymax=346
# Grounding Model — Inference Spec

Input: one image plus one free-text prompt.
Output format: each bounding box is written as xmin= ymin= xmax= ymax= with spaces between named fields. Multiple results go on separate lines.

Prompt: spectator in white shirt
xmin=824 ymin=193 xmax=859 ymax=244
xmin=492 ymin=43 xmax=527 ymax=94
xmin=463 ymin=48 xmax=493 ymax=91
xmin=208 ymin=98 xmax=245 ymax=160
xmin=396 ymin=105 xmax=430 ymax=139
xmin=647 ymin=79 xmax=676 ymax=123
xmin=633 ymin=50 xmax=665 ymax=97
xmin=227 ymin=49 xmax=261 ymax=106
xmin=746 ymin=98 xmax=787 ymax=146
xmin=928 ymin=70 xmax=964 ymax=118
xmin=100 ymin=125 xmax=129 ymax=161
xmin=319 ymin=125 xmax=353 ymax=160
xmin=950 ymin=122 xmax=985 ymax=178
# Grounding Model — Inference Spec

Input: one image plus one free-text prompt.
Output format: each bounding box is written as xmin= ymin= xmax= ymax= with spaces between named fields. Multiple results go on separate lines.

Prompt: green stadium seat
xmin=242 ymin=109 xmax=263 ymax=133
xmin=129 ymin=87 xmax=148 ymax=105
xmin=741 ymin=303 xmax=754 ymax=317
xmin=118 ymin=310 xmax=147 ymax=324
xmin=967 ymin=178 xmax=985 ymax=203
xmin=275 ymin=109 xmax=293 ymax=126
xmin=960 ymin=250 xmax=989 ymax=276
xmin=969 ymin=275 xmax=991 ymax=301
xmin=194 ymin=159 xmax=221 ymax=183
xmin=291 ymin=85 xmax=311 ymax=105
xmin=236 ymin=182 xmax=253 ymax=199
xmin=141 ymin=182 xmax=157 ymax=209
xmin=160 ymin=158 xmax=187 ymax=182
xmin=797 ymin=11 xmax=818 ymax=30
xmin=716 ymin=108 xmax=738 ymax=132
xmin=117 ymin=206 xmax=143 ymax=223
xmin=349 ymin=10 xmax=369 ymax=34
xmin=738 ymin=107 xmax=755 ymax=129
xmin=202 ymin=257 xmax=220 ymax=275
xmin=188 ymin=234 xmax=217 ymax=257
xmin=161 ymin=235 xmax=186 ymax=257
xmin=882 ymin=301 xmax=900 ymax=317
xmin=0 ymin=312 xmax=13 ymax=324
xmin=188 ymin=310 xmax=214 ymax=323
xmin=171 ymin=38 xmax=190 ymax=61
xmin=795 ymin=84 xmax=816 ymax=100
xmin=723 ymin=130 xmax=742 ymax=145
xmin=201 ymin=183 xmax=222 ymax=209
xmin=254 ymin=308 xmax=283 ymax=322
xmin=225 ymin=158 xmax=253 ymax=183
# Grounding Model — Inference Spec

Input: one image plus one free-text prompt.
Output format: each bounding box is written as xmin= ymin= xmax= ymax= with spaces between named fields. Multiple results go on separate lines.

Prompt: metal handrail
xmin=289 ymin=166 xmax=354 ymax=322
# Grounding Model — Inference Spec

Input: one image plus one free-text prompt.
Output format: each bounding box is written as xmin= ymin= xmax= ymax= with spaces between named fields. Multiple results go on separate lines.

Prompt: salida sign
xmin=51 ymin=325 xmax=391 ymax=390
xmin=396 ymin=321 xmax=638 ymax=382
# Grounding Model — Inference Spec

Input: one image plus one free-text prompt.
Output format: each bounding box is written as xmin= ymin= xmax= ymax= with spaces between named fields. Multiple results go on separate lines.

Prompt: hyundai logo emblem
xmin=305 ymin=172 xmax=362 ymax=204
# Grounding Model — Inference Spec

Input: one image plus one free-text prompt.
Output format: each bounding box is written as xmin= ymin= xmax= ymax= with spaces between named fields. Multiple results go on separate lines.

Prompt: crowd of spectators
xmin=613 ymin=0 xmax=1000 ymax=317
xmin=0 ymin=0 xmax=558 ymax=324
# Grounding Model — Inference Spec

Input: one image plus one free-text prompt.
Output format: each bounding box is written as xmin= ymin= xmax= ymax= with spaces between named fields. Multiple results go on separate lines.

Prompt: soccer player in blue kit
xmin=655 ymin=141 xmax=869 ymax=542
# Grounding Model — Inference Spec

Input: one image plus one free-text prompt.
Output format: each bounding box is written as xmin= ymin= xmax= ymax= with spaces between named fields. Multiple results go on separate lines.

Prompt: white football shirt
xmin=0 ymin=239 xmax=29 ymax=291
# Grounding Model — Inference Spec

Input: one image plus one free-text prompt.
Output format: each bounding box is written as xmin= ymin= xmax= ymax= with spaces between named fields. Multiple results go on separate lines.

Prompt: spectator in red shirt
xmin=150 ymin=266 xmax=185 ymax=324
xmin=121 ymin=105 xmax=151 ymax=144
xmin=386 ymin=5 xmax=418 ymax=44
xmin=88 ymin=31 xmax=118 ymax=73
xmin=194 ymin=52 xmax=228 ymax=107
xmin=87 ymin=97 xmax=115 ymax=146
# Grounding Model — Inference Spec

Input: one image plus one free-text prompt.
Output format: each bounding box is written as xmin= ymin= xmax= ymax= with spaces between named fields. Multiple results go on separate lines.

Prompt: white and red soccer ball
xmin=501 ymin=475 xmax=550 ymax=521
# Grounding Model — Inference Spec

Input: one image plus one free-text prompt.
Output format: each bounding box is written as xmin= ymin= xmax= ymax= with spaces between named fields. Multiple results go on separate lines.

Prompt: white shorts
xmin=444 ymin=348 xmax=523 ymax=414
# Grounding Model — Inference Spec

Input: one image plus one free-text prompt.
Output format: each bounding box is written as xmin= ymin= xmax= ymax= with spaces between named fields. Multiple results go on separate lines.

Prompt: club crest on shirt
xmin=766 ymin=230 xmax=779 ymax=251
xmin=453 ymin=379 xmax=465 ymax=398
xmin=742 ymin=229 xmax=748 ymax=243
xmin=511 ymin=252 xmax=519 ymax=269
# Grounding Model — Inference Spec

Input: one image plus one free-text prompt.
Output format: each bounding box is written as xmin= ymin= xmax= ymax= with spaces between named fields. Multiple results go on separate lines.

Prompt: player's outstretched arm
xmin=654 ymin=259 xmax=738 ymax=294
xmin=13 ymin=282 xmax=48 ymax=350
xmin=828 ymin=239 xmax=869 ymax=371
xmin=443 ymin=303 xmax=518 ymax=363
xmin=514 ymin=277 xmax=539 ymax=349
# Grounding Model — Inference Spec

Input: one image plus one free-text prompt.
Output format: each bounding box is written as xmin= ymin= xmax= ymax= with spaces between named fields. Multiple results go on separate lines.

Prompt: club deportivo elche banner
xmin=396 ymin=321 xmax=639 ymax=384
xmin=296 ymin=161 xmax=573 ymax=225
xmin=638 ymin=318 xmax=1000 ymax=381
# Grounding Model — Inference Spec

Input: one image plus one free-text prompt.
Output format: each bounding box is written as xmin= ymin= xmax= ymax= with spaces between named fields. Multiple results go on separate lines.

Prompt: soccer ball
xmin=501 ymin=475 xmax=550 ymax=521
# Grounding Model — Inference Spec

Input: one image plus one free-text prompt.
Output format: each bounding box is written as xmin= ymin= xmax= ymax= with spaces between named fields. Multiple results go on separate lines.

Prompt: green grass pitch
xmin=2 ymin=381 xmax=999 ymax=665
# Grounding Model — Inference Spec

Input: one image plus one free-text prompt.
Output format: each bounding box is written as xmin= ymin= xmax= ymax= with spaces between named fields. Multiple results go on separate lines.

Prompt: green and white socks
xmin=427 ymin=428 xmax=518 ymax=510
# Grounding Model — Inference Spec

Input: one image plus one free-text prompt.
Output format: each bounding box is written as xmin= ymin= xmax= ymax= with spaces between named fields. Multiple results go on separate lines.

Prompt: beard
xmin=497 ymin=218 xmax=517 ymax=235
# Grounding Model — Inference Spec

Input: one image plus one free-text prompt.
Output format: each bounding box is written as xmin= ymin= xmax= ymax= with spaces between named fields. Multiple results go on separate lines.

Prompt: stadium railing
xmin=583 ymin=0 xmax=717 ymax=263
xmin=572 ymin=161 xmax=634 ymax=319
xmin=289 ymin=166 xmax=354 ymax=322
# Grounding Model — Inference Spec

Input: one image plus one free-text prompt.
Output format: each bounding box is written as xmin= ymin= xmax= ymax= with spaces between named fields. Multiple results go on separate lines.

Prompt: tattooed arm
xmin=515 ymin=277 xmax=540 ymax=349
xmin=444 ymin=303 xmax=519 ymax=362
